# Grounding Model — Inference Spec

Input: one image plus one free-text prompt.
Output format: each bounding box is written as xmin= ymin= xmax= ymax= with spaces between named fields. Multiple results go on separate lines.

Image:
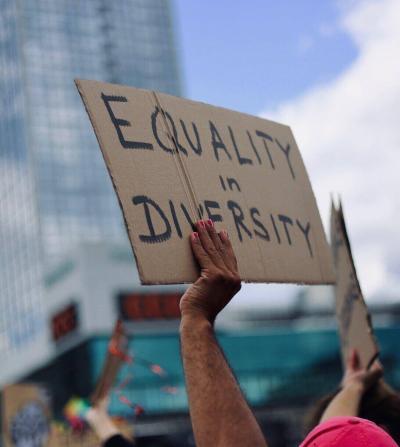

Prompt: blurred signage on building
xmin=51 ymin=303 xmax=79 ymax=343
xmin=117 ymin=292 xmax=181 ymax=321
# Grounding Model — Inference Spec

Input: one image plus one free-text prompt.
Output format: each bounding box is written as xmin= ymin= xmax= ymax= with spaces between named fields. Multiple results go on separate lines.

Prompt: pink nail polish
xmin=206 ymin=219 xmax=214 ymax=227
xmin=192 ymin=232 xmax=199 ymax=240
xmin=198 ymin=220 xmax=205 ymax=228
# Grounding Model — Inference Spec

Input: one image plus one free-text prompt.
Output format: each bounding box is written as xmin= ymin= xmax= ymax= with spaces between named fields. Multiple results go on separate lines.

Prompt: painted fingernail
xmin=198 ymin=220 xmax=205 ymax=228
xmin=192 ymin=232 xmax=199 ymax=240
xmin=206 ymin=219 xmax=214 ymax=227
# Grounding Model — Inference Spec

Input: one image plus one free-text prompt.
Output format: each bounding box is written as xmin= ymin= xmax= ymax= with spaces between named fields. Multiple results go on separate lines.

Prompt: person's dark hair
xmin=304 ymin=381 xmax=400 ymax=444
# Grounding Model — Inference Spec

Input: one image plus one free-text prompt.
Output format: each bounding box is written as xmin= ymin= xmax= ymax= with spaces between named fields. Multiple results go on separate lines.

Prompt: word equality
xmin=102 ymin=94 xmax=296 ymax=179
xmin=133 ymin=195 xmax=314 ymax=258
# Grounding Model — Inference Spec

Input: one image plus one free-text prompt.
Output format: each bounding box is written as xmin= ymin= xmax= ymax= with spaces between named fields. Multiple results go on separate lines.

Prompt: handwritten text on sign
xmin=102 ymin=93 xmax=312 ymax=253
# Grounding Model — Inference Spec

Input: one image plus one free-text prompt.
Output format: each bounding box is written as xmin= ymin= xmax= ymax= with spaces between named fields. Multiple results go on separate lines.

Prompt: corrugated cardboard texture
xmin=330 ymin=199 xmax=379 ymax=369
xmin=76 ymin=79 xmax=334 ymax=285
xmin=2 ymin=384 xmax=51 ymax=447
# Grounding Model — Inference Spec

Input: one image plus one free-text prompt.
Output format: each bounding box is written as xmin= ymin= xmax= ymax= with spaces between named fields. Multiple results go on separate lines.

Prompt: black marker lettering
xmin=227 ymin=177 xmax=241 ymax=192
xmin=228 ymin=126 xmax=252 ymax=165
xmin=296 ymin=219 xmax=313 ymax=257
xmin=180 ymin=119 xmax=202 ymax=156
xmin=250 ymin=208 xmax=270 ymax=241
xmin=275 ymin=138 xmax=295 ymax=179
xmin=101 ymin=93 xmax=153 ymax=150
xmin=209 ymin=121 xmax=232 ymax=161
xmin=165 ymin=112 xmax=187 ymax=155
xmin=270 ymin=214 xmax=281 ymax=244
xmin=247 ymin=131 xmax=262 ymax=164
xmin=204 ymin=200 xmax=223 ymax=223
xmin=255 ymin=130 xmax=275 ymax=169
xmin=132 ymin=195 xmax=171 ymax=243
xmin=151 ymin=107 xmax=188 ymax=155
xmin=169 ymin=200 xmax=182 ymax=238
xmin=227 ymin=200 xmax=252 ymax=242
xmin=151 ymin=107 xmax=172 ymax=153
xmin=278 ymin=214 xmax=294 ymax=245
xmin=219 ymin=175 xmax=227 ymax=191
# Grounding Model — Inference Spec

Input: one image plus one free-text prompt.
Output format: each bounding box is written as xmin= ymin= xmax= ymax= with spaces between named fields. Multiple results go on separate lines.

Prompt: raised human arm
xmin=320 ymin=349 xmax=383 ymax=423
xmin=180 ymin=220 xmax=267 ymax=447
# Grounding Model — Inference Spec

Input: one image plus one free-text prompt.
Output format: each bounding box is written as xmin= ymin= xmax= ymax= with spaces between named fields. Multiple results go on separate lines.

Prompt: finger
xmin=347 ymin=349 xmax=359 ymax=371
xmin=352 ymin=349 xmax=361 ymax=370
xmin=219 ymin=230 xmax=239 ymax=273
xmin=196 ymin=220 xmax=225 ymax=268
xmin=204 ymin=221 xmax=238 ymax=273
xmin=205 ymin=219 xmax=225 ymax=254
xmin=190 ymin=232 xmax=215 ymax=271
xmin=370 ymin=359 xmax=383 ymax=372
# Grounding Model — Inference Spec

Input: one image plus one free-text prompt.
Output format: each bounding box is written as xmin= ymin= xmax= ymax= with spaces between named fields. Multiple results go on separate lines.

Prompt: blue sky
xmin=172 ymin=0 xmax=400 ymax=306
xmin=174 ymin=0 xmax=357 ymax=114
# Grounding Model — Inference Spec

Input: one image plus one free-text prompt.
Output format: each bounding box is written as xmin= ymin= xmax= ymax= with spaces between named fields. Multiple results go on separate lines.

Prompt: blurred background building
xmin=0 ymin=0 xmax=181 ymax=382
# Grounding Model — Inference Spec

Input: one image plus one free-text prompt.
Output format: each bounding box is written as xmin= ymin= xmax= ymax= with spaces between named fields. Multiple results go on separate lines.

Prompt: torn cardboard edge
xmin=75 ymin=80 xmax=148 ymax=284
xmin=331 ymin=197 xmax=379 ymax=369
xmin=75 ymin=79 xmax=335 ymax=285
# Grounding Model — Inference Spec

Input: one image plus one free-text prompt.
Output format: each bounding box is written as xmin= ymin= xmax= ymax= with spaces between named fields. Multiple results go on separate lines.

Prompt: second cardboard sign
xmin=330 ymin=199 xmax=379 ymax=369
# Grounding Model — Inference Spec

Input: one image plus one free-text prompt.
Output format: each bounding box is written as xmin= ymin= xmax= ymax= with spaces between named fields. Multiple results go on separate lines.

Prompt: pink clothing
xmin=300 ymin=416 xmax=398 ymax=446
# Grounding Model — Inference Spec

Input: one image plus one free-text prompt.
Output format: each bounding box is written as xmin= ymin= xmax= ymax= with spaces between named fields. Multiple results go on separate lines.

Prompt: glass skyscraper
xmin=0 ymin=0 xmax=181 ymax=376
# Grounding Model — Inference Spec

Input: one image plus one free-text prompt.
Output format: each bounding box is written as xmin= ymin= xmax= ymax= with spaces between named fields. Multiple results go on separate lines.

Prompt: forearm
xmin=86 ymin=409 xmax=120 ymax=442
xmin=319 ymin=383 xmax=363 ymax=423
xmin=180 ymin=317 xmax=267 ymax=447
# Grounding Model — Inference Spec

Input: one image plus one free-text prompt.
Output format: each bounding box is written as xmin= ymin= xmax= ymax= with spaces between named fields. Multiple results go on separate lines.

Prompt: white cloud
xmin=262 ymin=0 xmax=400 ymax=301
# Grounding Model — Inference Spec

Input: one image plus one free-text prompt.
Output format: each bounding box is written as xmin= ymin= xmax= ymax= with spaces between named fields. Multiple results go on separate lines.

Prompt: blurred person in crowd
xmin=304 ymin=349 xmax=400 ymax=445
xmin=179 ymin=219 xmax=399 ymax=447
xmin=86 ymin=394 xmax=135 ymax=447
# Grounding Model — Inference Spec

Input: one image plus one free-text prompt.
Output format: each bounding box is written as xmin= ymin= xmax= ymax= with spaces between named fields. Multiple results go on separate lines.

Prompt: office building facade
xmin=0 ymin=0 xmax=181 ymax=381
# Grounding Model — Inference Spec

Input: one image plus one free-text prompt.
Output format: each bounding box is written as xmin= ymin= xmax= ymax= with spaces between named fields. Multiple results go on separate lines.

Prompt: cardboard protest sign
xmin=76 ymin=79 xmax=334 ymax=285
xmin=330 ymin=199 xmax=379 ymax=369
xmin=1 ymin=384 xmax=51 ymax=447
xmin=91 ymin=319 xmax=129 ymax=404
